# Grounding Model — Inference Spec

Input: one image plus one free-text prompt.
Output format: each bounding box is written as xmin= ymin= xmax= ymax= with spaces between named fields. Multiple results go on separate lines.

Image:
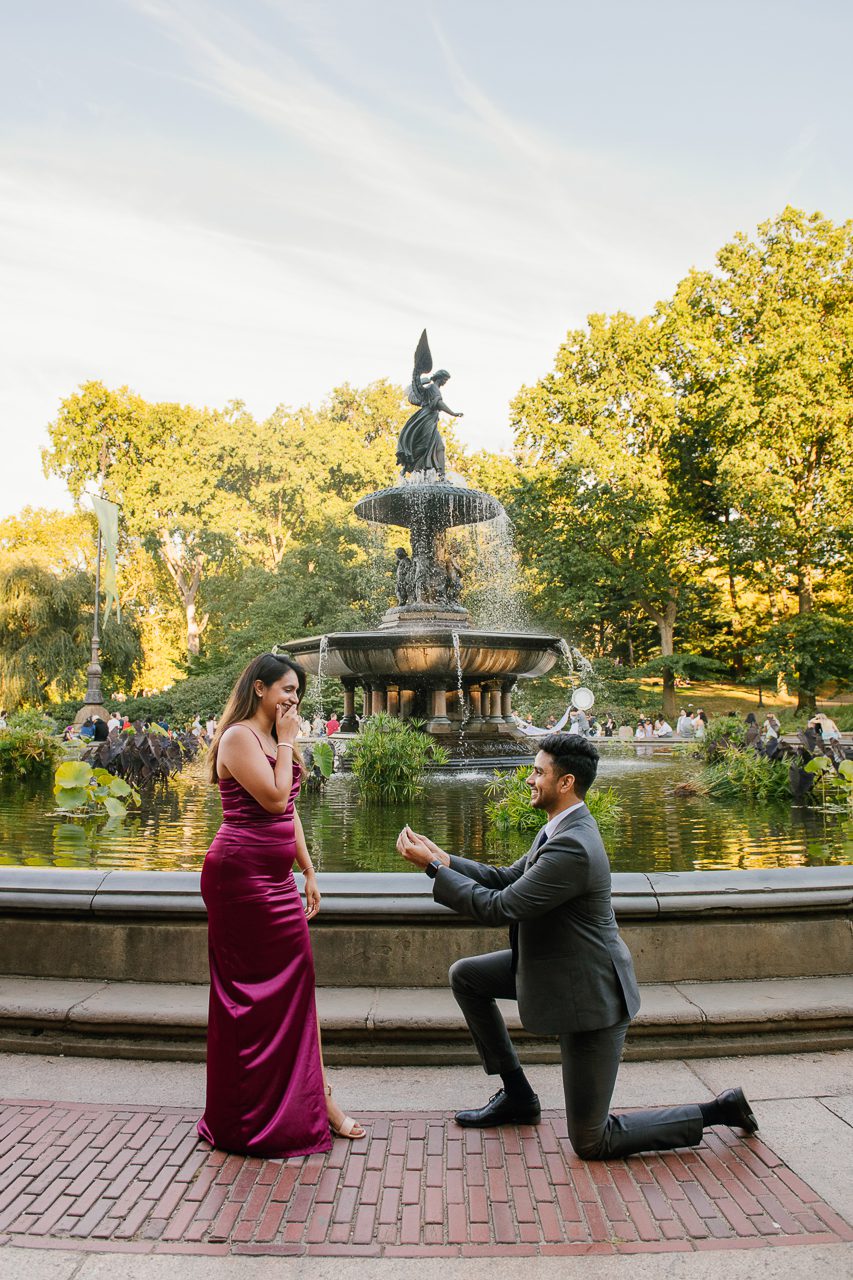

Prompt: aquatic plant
xmin=700 ymin=746 xmax=791 ymax=803
xmin=697 ymin=716 xmax=746 ymax=762
xmin=83 ymin=729 xmax=200 ymax=787
xmin=485 ymin=766 xmax=623 ymax=841
xmin=350 ymin=714 xmax=449 ymax=802
xmin=300 ymin=739 xmax=335 ymax=791
xmin=53 ymin=760 xmax=140 ymax=819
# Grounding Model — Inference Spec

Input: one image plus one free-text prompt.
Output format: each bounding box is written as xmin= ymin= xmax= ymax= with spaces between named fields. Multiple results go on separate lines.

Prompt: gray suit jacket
xmin=433 ymin=804 xmax=640 ymax=1035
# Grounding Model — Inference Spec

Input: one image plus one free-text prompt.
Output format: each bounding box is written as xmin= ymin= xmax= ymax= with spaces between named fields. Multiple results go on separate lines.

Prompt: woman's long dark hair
xmin=208 ymin=653 xmax=306 ymax=782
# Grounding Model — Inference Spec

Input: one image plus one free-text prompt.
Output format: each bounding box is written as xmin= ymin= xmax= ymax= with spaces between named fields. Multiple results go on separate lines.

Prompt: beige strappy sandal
xmin=325 ymin=1083 xmax=366 ymax=1140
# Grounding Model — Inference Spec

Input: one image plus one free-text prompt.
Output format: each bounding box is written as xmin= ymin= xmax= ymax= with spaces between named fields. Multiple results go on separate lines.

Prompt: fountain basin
xmin=285 ymin=628 xmax=561 ymax=682
xmin=354 ymin=481 xmax=500 ymax=529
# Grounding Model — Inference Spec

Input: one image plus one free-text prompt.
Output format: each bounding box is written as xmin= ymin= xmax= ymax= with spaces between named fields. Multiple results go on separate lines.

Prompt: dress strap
xmin=245 ymin=725 xmax=272 ymax=754
xmin=225 ymin=723 xmax=271 ymax=754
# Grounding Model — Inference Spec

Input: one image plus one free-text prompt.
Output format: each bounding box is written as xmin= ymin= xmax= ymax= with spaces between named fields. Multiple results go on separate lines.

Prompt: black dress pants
xmin=449 ymin=949 xmax=703 ymax=1160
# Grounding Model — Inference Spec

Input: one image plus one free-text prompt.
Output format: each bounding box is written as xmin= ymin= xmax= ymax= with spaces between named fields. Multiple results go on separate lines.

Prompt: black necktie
xmin=509 ymin=827 xmax=548 ymax=973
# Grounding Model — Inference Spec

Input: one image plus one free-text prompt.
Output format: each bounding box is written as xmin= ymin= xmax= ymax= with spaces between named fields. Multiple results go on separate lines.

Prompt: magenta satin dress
xmin=198 ymin=753 xmax=331 ymax=1158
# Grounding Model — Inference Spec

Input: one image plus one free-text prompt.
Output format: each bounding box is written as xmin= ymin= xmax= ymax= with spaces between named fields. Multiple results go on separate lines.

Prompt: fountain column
xmin=466 ymin=683 xmax=484 ymax=733
xmin=372 ymin=685 xmax=387 ymax=715
xmin=362 ymin=682 xmax=373 ymax=720
xmin=501 ymin=680 xmax=516 ymax=723
xmin=386 ymin=684 xmax=400 ymax=717
xmin=487 ymin=680 xmax=503 ymax=723
xmin=340 ymin=680 xmax=359 ymax=733
xmin=399 ymin=688 xmax=415 ymax=719
xmin=428 ymin=686 xmax=451 ymax=732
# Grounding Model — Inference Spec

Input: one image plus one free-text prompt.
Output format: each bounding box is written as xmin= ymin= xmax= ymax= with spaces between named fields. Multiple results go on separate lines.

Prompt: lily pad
xmin=55 ymin=760 xmax=92 ymax=789
xmin=55 ymin=787 xmax=91 ymax=809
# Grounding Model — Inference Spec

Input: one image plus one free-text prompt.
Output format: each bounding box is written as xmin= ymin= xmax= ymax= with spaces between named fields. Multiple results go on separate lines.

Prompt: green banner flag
xmin=91 ymin=495 xmax=121 ymax=625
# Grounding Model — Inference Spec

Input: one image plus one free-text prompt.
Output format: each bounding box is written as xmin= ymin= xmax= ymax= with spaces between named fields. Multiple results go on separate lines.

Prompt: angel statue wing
xmin=406 ymin=330 xmax=433 ymax=407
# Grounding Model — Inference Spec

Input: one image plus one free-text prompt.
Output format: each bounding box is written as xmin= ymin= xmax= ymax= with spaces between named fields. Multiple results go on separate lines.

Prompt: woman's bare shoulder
xmin=218 ymin=723 xmax=262 ymax=752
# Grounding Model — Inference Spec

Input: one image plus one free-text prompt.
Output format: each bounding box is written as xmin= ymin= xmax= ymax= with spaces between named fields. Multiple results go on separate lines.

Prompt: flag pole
xmin=83 ymin=525 xmax=104 ymax=709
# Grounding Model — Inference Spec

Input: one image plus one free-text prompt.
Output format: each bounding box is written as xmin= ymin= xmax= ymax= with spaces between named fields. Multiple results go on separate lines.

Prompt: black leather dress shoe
xmin=454 ymin=1089 xmax=541 ymax=1128
xmin=715 ymin=1087 xmax=759 ymax=1134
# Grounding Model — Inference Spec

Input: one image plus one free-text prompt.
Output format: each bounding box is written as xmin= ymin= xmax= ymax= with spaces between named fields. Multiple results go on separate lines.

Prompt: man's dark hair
xmin=538 ymin=733 xmax=599 ymax=797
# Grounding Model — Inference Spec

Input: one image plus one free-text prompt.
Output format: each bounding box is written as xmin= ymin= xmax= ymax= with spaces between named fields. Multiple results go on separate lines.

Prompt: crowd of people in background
xmin=634 ymin=709 xmax=708 ymax=741
xmin=2 ymin=702 xmax=847 ymax=748
xmin=62 ymin=708 xmax=351 ymax=745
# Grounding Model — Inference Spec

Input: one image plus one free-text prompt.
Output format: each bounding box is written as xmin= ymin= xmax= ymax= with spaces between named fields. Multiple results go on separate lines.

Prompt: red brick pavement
xmin=0 ymin=1100 xmax=850 ymax=1258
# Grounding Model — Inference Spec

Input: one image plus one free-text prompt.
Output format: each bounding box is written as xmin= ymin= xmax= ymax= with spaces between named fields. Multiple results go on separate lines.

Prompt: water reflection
xmin=0 ymin=757 xmax=850 ymax=874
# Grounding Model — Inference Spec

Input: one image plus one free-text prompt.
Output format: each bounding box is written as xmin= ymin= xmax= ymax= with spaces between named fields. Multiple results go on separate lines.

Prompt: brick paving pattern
xmin=0 ymin=1100 xmax=850 ymax=1258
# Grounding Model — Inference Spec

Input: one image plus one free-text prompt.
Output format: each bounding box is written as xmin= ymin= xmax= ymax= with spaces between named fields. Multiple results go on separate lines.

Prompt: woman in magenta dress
xmin=198 ymin=652 xmax=363 ymax=1156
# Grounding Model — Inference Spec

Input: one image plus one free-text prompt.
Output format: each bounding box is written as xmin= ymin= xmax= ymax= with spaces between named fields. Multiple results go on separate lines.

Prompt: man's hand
xmin=396 ymin=825 xmax=450 ymax=869
xmin=403 ymin=827 xmax=450 ymax=862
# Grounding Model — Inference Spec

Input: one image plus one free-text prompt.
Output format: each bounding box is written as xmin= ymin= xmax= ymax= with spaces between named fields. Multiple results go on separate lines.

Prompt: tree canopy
xmin=0 ymin=206 xmax=847 ymax=720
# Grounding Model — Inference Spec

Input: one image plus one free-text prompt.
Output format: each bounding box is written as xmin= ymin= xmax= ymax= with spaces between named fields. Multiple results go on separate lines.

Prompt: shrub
xmin=484 ymin=766 xmax=623 ymax=843
xmin=52 ymin=760 xmax=140 ymax=819
xmin=0 ymin=720 xmax=61 ymax=780
xmin=349 ymin=714 xmax=449 ymax=802
xmin=700 ymin=746 xmax=791 ymax=803
xmin=697 ymin=715 xmax=746 ymax=762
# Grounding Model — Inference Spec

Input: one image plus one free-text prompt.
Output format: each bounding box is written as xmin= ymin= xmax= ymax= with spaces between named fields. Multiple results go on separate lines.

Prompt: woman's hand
xmin=276 ymin=702 xmax=301 ymax=745
xmin=303 ymin=870 xmax=321 ymax=920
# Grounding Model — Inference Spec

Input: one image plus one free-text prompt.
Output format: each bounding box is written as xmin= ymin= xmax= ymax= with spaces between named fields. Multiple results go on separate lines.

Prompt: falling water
xmin=451 ymin=630 xmax=469 ymax=733
xmin=450 ymin=504 xmax=530 ymax=632
xmin=314 ymin=634 xmax=330 ymax=717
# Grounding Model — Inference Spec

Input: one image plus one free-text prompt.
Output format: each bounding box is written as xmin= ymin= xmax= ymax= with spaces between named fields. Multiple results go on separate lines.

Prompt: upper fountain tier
xmin=354 ymin=479 xmax=501 ymax=531
xmin=355 ymin=478 xmax=504 ymax=631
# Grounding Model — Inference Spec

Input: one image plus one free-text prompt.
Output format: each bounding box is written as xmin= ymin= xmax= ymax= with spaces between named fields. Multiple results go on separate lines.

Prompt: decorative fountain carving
xmin=284 ymin=331 xmax=564 ymax=753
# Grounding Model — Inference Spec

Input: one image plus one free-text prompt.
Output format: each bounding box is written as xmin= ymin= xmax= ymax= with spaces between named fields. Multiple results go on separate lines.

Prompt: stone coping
xmin=0 ymin=865 xmax=850 ymax=919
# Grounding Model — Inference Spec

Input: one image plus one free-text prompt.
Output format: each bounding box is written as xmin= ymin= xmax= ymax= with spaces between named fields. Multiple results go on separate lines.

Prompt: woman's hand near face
xmin=276 ymin=702 xmax=300 ymax=745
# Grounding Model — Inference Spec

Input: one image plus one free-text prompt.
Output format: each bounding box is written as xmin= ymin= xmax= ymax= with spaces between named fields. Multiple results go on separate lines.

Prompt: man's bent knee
xmin=449 ymin=956 xmax=477 ymax=993
xmin=568 ymin=1122 xmax=609 ymax=1161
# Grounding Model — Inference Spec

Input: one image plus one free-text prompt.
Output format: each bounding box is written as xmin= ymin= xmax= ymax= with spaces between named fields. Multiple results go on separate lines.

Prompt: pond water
xmin=1 ymin=752 xmax=851 ymax=874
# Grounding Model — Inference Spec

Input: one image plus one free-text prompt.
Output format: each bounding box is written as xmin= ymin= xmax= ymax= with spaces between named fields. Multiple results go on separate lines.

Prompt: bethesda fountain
xmin=284 ymin=331 xmax=564 ymax=754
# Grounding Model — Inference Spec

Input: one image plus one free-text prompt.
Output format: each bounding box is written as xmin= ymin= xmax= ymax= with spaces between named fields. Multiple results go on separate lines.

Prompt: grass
xmin=634 ymin=678 xmax=851 ymax=719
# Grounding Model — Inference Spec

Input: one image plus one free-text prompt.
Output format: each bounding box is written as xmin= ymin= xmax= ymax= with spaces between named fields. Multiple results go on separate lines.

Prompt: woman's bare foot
xmin=325 ymin=1083 xmax=366 ymax=1140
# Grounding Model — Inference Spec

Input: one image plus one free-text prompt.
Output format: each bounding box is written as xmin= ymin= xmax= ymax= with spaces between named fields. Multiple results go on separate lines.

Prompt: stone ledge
xmin=1 ymin=865 xmax=851 ymax=920
xmin=0 ymin=974 xmax=849 ymax=1065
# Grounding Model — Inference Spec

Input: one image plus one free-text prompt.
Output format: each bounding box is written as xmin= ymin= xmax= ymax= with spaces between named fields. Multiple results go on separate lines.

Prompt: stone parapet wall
xmin=0 ymin=866 xmax=850 ymax=987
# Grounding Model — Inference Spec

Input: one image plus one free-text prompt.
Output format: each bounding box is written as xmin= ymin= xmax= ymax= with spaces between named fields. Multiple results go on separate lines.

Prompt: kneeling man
xmin=397 ymin=733 xmax=757 ymax=1158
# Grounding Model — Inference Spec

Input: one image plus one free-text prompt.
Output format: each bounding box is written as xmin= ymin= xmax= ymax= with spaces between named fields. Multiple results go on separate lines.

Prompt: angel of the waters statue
xmin=395 ymin=330 xmax=463 ymax=477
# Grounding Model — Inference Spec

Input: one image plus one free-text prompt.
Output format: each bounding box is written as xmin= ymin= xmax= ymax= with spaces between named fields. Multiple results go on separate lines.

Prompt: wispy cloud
xmin=1 ymin=0 xmax=819 ymax=516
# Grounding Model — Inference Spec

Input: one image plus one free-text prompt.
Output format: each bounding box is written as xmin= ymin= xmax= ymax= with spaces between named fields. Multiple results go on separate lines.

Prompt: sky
xmin=1 ymin=0 xmax=852 ymax=519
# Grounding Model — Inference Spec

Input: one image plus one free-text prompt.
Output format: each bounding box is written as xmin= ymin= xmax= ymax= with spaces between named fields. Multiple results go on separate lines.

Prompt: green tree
xmin=509 ymin=312 xmax=713 ymax=718
xmin=43 ymin=383 xmax=252 ymax=659
xmin=666 ymin=207 xmax=853 ymax=710
xmin=0 ymin=507 xmax=98 ymax=575
xmin=0 ymin=561 xmax=142 ymax=706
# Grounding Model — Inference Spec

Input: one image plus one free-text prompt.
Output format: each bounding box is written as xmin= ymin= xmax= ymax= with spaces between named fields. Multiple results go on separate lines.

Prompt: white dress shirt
xmin=537 ymin=801 xmax=585 ymax=846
